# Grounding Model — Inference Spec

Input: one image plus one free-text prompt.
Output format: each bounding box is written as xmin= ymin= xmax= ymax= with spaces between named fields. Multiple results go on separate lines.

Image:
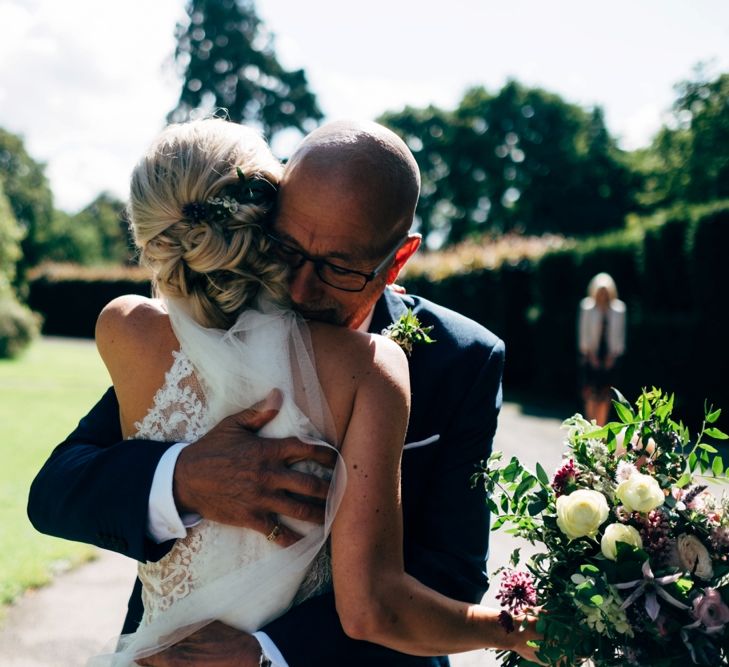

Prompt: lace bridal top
xmin=89 ymin=298 xmax=345 ymax=666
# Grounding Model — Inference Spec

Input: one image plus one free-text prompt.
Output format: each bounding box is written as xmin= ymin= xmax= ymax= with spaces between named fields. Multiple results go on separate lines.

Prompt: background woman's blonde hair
xmin=587 ymin=272 xmax=618 ymax=302
xmin=128 ymin=118 xmax=287 ymax=328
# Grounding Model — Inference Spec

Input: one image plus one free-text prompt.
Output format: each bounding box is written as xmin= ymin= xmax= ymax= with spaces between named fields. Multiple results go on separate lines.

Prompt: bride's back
xmin=96 ymin=294 xmax=396 ymax=448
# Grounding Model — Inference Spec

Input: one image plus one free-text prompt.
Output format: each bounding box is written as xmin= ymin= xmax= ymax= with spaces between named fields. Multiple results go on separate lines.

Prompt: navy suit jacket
xmin=28 ymin=289 xmax=504 ymax=667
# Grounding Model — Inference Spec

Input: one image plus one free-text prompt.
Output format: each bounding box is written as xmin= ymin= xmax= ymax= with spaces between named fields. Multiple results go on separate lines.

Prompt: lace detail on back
xmin=133 ymin=350 xmax=211 ymax=442
xmin=132 ymin=348 xmax=331 ymax=627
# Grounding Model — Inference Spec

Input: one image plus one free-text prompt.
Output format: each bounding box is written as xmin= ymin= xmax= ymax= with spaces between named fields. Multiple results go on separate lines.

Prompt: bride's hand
xmin=507 ymin=613 xmax=546 ymax=665
xmin=174 ymin=389 xmax=336 ymax=547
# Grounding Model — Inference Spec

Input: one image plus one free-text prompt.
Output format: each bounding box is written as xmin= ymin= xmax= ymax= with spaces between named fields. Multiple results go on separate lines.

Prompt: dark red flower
xmin=551 ymin=458 xmax=579 ymax=497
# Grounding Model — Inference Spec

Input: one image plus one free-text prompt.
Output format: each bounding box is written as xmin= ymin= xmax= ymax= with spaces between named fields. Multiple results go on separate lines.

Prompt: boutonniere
xmin=382 ymin=309 xmax=435 ymax=356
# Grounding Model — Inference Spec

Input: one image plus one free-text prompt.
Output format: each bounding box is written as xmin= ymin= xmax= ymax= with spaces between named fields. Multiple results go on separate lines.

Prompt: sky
xmin=0 ymin=0 xmax=727 ymax=213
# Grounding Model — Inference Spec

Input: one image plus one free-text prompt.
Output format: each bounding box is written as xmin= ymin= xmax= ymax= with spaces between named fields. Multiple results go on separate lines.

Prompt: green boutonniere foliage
xmin=382 ymin=309 xmax=435 ymax=356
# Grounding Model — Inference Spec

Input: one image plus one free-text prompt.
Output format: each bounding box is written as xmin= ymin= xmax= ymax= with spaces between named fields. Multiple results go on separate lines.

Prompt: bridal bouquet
xmin=477 ymin=389 xmax=729 ymax=666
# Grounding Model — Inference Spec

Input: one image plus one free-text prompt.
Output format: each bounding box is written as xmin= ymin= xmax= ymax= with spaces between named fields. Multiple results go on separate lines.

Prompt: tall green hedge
xmin=403 ymin=203 xmax=729 ymax=423
xmin=26 ymin=205 xmax=728 ymax=423
xmin=28 ymin=265 xmax=151 ymax=338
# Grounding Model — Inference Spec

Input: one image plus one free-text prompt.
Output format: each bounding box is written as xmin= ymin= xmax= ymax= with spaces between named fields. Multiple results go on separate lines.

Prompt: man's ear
xmin=385 ymin=234 xmax=421 ymax=285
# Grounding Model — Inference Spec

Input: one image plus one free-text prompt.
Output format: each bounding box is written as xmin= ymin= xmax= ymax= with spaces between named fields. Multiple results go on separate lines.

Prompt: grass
xmin=0 ymin=336 xmax=112 ymax=614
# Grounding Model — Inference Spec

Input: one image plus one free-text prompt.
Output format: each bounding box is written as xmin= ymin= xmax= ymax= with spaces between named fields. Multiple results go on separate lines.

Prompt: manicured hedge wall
xmin=28 ymin=265 xmax=151 ymax=338
xmin=26 ymin=204 xmax=728 ymax=423
xmin=403 ymin=203 xmax=729 ymax=423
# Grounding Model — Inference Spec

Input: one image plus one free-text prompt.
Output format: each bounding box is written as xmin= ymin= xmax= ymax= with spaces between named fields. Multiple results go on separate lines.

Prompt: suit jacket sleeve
xmin=27 ymin=387 xmax=176 ymax=563
xmin=262 ymin=339 xmax=504 ymax=666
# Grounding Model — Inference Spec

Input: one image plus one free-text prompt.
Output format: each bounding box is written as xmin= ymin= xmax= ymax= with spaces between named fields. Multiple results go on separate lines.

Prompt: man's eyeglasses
xmin=265 ymin=232 xmax=416 ymax=293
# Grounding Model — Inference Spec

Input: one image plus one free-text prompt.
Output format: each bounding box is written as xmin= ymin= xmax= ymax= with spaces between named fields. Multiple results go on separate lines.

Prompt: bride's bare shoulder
xmin=95 ymin=294 xmax=176 ymax=371
xmin=307 ymin=321 xmax=409 ymax=387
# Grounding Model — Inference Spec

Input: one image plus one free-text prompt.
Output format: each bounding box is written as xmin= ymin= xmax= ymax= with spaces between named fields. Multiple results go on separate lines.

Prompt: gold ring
xmin=266 ymin=523 xmax=281 ymax=542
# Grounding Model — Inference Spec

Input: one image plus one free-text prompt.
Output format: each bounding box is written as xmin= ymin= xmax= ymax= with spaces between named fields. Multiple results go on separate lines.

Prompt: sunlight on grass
xmin=0 ymin=337 xmax=111 ymax=609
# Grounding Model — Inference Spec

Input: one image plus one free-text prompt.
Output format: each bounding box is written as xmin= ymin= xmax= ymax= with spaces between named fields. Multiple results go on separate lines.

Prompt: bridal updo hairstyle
xmin=127 ymin=119 xmax=288 ymax=329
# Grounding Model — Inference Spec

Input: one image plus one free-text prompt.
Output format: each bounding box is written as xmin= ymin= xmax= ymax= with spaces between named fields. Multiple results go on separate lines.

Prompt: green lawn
xmin=0 ymin=337 xmax=112 ymax=611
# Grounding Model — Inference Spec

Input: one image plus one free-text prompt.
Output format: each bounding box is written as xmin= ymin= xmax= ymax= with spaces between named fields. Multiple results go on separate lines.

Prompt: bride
xmin=91 ymin=118 xmax=541 ymax=665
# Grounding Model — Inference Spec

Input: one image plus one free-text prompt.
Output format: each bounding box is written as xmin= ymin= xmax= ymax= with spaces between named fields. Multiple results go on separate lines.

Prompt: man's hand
xmin=136 ymin=621 xmax=263 ymax=667
xmin=174 ymin=389 xmax=336 ymax=547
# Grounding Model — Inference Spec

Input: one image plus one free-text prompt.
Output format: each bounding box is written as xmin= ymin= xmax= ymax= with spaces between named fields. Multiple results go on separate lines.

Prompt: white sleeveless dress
xmin=89 ymin=298 xmax=345 ymax=666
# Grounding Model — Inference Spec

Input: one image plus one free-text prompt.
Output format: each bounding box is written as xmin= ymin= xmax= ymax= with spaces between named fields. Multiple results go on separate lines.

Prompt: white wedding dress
xmin=89 ymin=297 xmax=346 ymax=666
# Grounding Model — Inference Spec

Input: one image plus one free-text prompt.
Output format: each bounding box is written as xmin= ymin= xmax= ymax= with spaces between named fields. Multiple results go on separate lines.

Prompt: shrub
xmin=0 ymin=294 xmax=41 ymax=358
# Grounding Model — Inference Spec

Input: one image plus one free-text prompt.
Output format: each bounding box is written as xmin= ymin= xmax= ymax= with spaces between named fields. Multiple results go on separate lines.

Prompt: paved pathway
xmin=0 ymin=403 xmax=567 ymax=666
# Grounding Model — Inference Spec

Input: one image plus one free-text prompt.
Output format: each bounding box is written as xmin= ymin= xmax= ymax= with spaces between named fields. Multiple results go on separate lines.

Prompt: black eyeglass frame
xmin=266 ymin=232 xmax=420 ymax=293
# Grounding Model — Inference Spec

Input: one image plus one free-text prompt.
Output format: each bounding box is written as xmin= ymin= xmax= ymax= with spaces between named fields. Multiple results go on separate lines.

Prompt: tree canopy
xmin=45 ymin=193 xmax=133 ymax=265
xmin=168 ymin=0 xmax=323 ymax=138
xmin=0 ymin=128 xmax=54 ymax=273
xmin=380 ymin=81 xmax=639 ymax=246
xmin=0 ymin=180 xmax=23 ymax=295
xmin=638 ymin=69 xmax=729 ymax=208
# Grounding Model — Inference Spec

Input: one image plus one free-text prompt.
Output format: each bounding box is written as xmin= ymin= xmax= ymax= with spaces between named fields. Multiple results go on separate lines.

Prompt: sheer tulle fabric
xmin=88 ymin=297 xmax=345 ymax=666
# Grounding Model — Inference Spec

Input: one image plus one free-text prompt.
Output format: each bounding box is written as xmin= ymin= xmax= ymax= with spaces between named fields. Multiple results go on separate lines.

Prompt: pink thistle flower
xmin=496 ymin=569 xmax=537 ymax=615
xmin=551 ymin=458 xmax=579 ymax=497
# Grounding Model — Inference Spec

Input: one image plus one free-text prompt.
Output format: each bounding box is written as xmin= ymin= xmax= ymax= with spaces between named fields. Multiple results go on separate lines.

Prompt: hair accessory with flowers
xmin=181 ymin=167 xmax=277 ymax=225
xmin=475 ymin=388 xmax=729 ymax=666
xmin=382 ymin=309 xmax=435 ymax=356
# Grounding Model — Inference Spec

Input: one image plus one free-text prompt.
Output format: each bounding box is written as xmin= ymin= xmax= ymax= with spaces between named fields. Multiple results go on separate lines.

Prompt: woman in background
xmin=578 ymin=272 xmax=626 ymax=425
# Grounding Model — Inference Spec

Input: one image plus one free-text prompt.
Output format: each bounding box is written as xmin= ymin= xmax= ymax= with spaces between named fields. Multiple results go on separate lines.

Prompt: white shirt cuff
xmin=252 ymin=632 xmax=289 ymax=667
xmin=147 ymin=442 xmax=202 ymax=543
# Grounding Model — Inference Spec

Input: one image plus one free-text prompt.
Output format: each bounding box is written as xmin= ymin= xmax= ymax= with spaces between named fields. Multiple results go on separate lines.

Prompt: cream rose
xmin=600 ymin=523 xmax=643 ymax=560
xmin=615 ymin=471 xmax=665 ymax=513
xmin=677 ymin=534 xmax=714 ymax=580
xmin=556 ymin=489 xmax=610 ymax=540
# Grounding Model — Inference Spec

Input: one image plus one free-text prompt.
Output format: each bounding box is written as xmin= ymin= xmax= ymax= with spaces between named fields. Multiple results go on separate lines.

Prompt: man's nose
xmin=288 ymin=260 xmax=321 ymax=303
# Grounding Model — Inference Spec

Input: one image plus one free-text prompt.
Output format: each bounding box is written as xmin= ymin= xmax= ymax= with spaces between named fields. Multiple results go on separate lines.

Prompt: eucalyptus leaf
xmin=536 ymin=462 xmax=550 ymax=486
xmin=676 ymin=472 xmax=692 ymax=488
xmin=707 ymin=408 xmax=722 ymax=424
xmin=514 ymin=476 xmax=538 ymax=503
xmin=613 ymin=400 xmax=634 ymax=424
xmin=712 ymin=455 xmax=724 ymax=476
xmin=492 ymin=516 xmax=508 ymax=530
xmin=612 ymin=387 xmax=630 ymax=407
xmin=640 ymin=392 xmax=650 ymax=420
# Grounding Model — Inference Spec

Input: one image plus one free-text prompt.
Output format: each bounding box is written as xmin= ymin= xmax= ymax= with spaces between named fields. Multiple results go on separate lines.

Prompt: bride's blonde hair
xmin=128 ymin=119 xmax=288 ymax=328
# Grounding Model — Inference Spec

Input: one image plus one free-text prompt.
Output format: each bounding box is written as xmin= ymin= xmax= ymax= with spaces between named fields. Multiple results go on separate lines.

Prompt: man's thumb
xmin=235 ymin=388 xmax=283 ymax=430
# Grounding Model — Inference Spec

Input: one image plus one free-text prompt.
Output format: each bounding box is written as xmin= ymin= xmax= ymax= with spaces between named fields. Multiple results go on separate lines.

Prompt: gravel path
xmin=0 ymin=402 xmax=567 ymax=666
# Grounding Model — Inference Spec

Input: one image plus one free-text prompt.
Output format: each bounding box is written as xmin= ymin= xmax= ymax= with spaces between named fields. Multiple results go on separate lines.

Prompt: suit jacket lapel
xmin=369 ymin=288 xmax=409 ymax=335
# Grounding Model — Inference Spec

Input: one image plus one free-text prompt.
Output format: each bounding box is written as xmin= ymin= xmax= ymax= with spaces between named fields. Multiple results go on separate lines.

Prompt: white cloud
xmin=0 ymin=0 xmax=184 ymax=211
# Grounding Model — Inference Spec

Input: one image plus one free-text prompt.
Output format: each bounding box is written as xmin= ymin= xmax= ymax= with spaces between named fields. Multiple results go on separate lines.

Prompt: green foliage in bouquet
xmin=476 ymin=389 xmax=729 ymax=666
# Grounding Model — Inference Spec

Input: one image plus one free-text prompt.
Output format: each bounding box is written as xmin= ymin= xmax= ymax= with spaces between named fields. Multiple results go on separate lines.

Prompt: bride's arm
xmin=332 ymin=335 xmax=539 ymax=658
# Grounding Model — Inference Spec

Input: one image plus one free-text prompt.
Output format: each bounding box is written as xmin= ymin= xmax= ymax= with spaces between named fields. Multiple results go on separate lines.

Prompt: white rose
xmin=615 ymin=471 xmax=665 ymax=513
xmin=600 ymin=523 xmax=643 ymax=560
xmin=556 ymin=489 xmax=610 ymax=540
xmin=677 ymin=534 xmax=714 ymax=580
